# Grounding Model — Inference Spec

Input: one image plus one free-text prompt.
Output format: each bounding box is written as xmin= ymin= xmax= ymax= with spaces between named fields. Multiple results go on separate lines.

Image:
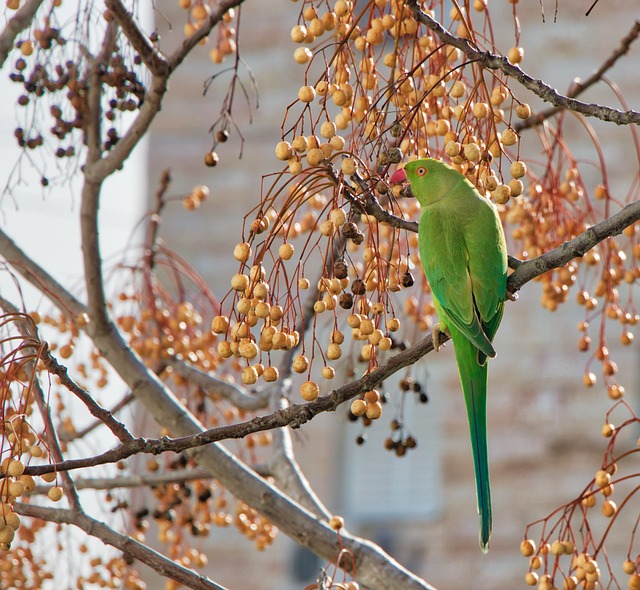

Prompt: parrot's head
xmin=389 ymin=158 xmax=458 ymax=207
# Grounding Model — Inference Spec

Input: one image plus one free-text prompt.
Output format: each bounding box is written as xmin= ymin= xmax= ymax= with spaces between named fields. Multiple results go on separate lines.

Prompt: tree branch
xmin=104 ymin=0 xmax=169 ymax=75
xmin=84 ymin=0 xmax=246 ymax=185
xmin=41 ymin=344 xmax=134 ymax=443
xmin=23 ymin=198 xmax=640 ymax=480
xmin=0 ymin=0 xmax=44 ymax=69
xmin=0 ymin=227 xmax=87 ymax=317
xmin=13 ymin=503 xmax=229 ymax=590
xmin=408 ymin=1 xmax=640 ymax=126
xmin=507 ymin=199 xmax=640 ymax=292
xmin=515 ymin=20 xmax=640 ymax=131
xmin=166 ymin=356 xmax=269 ymax=410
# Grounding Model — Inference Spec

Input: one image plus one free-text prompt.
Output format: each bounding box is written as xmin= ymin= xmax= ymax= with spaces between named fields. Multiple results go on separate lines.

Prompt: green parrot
xmin=391 ymin=158 xmax=508 ymax=552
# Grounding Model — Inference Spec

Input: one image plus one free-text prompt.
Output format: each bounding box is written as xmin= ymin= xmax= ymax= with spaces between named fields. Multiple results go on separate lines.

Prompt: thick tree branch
xmin=104 ymin=0 xmax=169 ymax=75
xmin=507 ymin=199 xmax=640 ymax=292
xmin=84 ymin=0 xmax=246 ymax=184
xmin=408 ymin=1 xmax=640 ymax=126
xmin=0 ymin=227 xmax=87 ymax=317
xmin=13 ymin=503 xmax=229 ymax=590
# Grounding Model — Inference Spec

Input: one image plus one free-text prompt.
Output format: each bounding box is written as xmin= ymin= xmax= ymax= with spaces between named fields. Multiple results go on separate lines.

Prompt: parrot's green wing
xmin=418 ymin=202 xmax=499 ymax=362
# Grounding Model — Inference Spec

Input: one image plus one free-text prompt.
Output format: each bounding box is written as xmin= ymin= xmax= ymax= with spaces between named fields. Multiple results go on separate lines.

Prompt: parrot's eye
xmin=416 ymin=166 xmax=427 ymax=176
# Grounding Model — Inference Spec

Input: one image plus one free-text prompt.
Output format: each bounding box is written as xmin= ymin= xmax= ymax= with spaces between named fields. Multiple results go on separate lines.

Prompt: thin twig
xmin=167 ymin=356 xmax=270 ymax=410
xmin=59 ymin=393 xmax=134 ymax=442
xmin=41 ymin=344 xmax=134 ymax=443
xmin=13 ymin=503 xmax=229 ymax=590
xmin=516 ymin=20 xmax=640 ymax=131
xmin=408 ymin=1 xmax=640 ymax=126
xmin=0 ymin=0 xmax=44 ymax=69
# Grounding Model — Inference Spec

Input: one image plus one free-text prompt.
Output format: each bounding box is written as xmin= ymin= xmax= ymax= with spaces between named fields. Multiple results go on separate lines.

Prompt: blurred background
xmin=145 ymin=1 xmax=640 ymax=588
xmin=1 ymin=0 xmax=638 ymax=588
xmin=144 ymin=1 xmax=639 ymax=587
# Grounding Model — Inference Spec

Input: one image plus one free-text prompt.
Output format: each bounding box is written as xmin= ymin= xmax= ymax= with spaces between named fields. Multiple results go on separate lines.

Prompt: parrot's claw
xmin=432 ymin=323 xmax=450 ymax=352
xmin=506 ymin=289 xmax=518 ymax=302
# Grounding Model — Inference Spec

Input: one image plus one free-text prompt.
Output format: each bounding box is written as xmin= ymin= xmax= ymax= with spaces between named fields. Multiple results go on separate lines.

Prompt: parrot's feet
xmin=506 ymin=289 xmax=518 ymax=302
xmin=432 ymin=323 xmax=451 ymax=352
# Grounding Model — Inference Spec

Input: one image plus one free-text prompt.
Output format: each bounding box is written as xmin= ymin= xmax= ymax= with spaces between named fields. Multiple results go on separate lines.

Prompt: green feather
xmin=405 ymin=158 xmax=508 ymax=552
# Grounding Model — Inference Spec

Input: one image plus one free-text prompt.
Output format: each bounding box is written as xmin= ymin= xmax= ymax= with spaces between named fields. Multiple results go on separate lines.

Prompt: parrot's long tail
xmin=453 ymin=333 xmax=492 ymax=553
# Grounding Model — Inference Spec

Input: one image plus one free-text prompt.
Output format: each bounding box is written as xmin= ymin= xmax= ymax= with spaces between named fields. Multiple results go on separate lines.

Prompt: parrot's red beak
xmin=389 ymin=167 xmax=407 ymax=184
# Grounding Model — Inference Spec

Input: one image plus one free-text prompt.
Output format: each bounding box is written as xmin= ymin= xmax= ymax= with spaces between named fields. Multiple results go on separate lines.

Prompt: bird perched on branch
xmin=391 ymin=158 xmax=508 ymax=552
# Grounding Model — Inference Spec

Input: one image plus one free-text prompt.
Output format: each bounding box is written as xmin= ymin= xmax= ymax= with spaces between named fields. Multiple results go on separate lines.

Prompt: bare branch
xmin=0 ymin=227 xmax=87 ymax=317
xmin=408 ymin=1 xmax=640 ymax=126
xmin=41 ymin=344 xmax=134 ymax=443
xmin=0 ymin=0 xmax=44 ymax=68
xmin=13 ymin=503 xmax=230 ymax=590
xmin=516 ymin=20 xmax=640 ymax=131
xmin=166 ymin=0 xmax=246 ymax=72
xmin=59 ymin=393 xmax=134 ymax=442
xmin=166 ymin=356 xmax=269 ymax=410
xmin=83 ymin=0 xmax=246 ymax=185
xmin=104 ymin=0 xmax=169 ymax=75
xmin=507 ymin=199 xmax=640 ymax=292
xmin=67 ymin=467 xmax=214 ymax=491
xmin=268 ymin=396 xmax=333 ymax=520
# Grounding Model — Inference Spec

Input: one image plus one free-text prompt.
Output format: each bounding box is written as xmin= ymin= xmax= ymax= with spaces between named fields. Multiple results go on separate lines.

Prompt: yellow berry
xmin=387 ymin=317 xmax=400 ymax=331
xmin=5 ymin=460 xmax=25 ymax=478
xmin=508 ymin=179 xmax=524 ymax=197
xmin=520 ymin=539 xmax=536 ymax=557
xmin=322 ymin=366 xmax=335 ymax=379
xmin=365 ymin=401 xmax=383 ymax=420
xmin=262 ymin=366 xmax=279 ymax=382
xmin=473 ymin=102 xmax=489 ymax=119
xmin=622 ymin=561 xmax=636 ymax=575
xmin=241 ymin=366 xmax=258 ymax=385
xmin=275 ymin=141 xmax=293 ymax=161
xmin=298 ymin=85 xmax=316 ymax=103
xmin=300 ymin=381 xmax=320 ymax=401
xmin=601 ymin=499 xmax=617 ymax=517
xmin=320 ymin=121 xmax=337 ymax=139
xmin=602 ymin=423 xmax=615 ymax=437
xmin=290 ymin=24 xmax=308 ymax=43
xmin=450 ymin=80 xmax=466 ymax=98
xmin=501 ymin=128 xmax=518 ymax=146
xmin=231 ymin=273 xmax=249 ymax=291
xmin=351 ymin=399 xmax=366 ymax=416
xmin=341 ymin=157 xmax=357 ymax=175
xmin=0 ymin=525 xmax=15 ymax=545
xmin=524 ymin=572 xmax=538 ymax=586
xmin=463 ymin=142 xmax=481 ymax=161
xmin=48 ymin=486 xmax=64 ymax=502
xmin=492 ymin=184 xmax=511 ymax=204
xmin=510 ymin=161 xmax=527 ymax=178
xmin=507 ymin=46 xmax=524 ymax=64
xmin=329 ymin=515 xmax=344 ymax=530
xmin=293 ymin=47 xmax=312 ymax=64
xmin=306 ymin=147 xmax=324 ymax=166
